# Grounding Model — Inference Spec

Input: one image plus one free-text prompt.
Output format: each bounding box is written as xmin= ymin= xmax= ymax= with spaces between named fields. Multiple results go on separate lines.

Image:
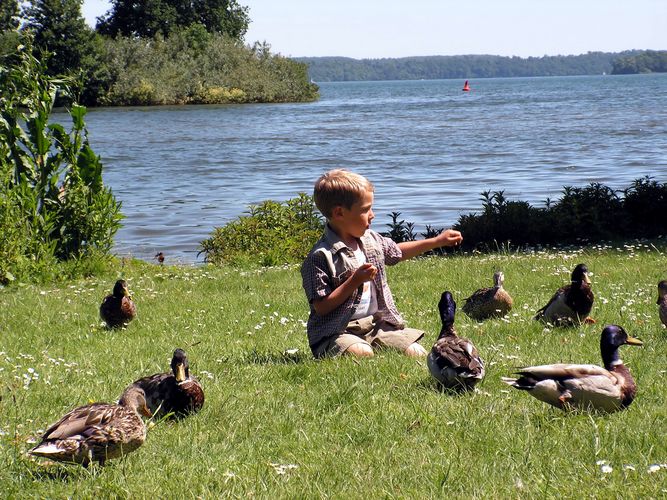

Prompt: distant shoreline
xmin=297 ymin=50 xmax=666 ymax=82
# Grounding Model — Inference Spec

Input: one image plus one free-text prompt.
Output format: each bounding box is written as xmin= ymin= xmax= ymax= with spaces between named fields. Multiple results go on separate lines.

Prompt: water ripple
xmin=62 ymin=74 xmax=667 ymax=263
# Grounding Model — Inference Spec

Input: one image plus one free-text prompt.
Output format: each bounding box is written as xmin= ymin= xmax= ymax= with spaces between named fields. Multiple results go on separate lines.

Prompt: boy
xmin=301 ymin=169 xmax=463 ymax=358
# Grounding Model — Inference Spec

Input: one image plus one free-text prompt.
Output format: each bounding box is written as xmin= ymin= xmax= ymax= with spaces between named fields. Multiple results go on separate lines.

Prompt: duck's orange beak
xmin=175 ymin=363 xmax=186 ymax=382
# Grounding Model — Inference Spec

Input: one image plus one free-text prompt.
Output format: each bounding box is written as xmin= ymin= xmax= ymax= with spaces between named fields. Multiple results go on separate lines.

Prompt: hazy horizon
xmin=81 ymin=0 xmax=666 ymax=59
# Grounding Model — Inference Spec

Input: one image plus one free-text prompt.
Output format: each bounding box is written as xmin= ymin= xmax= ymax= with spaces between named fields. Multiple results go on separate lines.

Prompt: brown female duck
xmin=462 ymin=270 xmax=513 ymax=320
xmin=30 ymin=386 xmax=151 ymax=466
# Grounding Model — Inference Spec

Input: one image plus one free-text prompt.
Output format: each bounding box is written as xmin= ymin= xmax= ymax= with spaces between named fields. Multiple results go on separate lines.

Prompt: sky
xmin=81 ymin=0 xmax=666 ymax=59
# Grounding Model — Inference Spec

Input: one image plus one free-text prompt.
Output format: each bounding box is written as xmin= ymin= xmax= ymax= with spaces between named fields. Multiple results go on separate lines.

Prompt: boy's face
xmin=333 ymin=189 xmax=375 ymax=239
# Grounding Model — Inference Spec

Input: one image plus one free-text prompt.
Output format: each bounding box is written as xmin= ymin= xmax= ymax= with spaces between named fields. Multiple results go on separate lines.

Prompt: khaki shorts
xmin=311 ymin=315 xmax=424 ymax=358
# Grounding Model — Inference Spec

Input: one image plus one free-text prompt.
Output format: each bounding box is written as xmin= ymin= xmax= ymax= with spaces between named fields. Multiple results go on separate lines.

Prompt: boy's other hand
xmin=435 ymin=229 xmax=463 ymax=247
xmin=353 ymin=263 xmax=377 ymax=284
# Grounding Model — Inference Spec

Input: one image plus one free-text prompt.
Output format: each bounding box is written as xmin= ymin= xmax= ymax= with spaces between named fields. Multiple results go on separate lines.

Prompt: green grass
xmin=1 ymin=242 xmax=667 ymax=498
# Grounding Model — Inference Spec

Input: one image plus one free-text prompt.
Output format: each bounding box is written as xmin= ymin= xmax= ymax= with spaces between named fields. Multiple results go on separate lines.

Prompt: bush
xmin=370 ymin=178 xmax=667 ymax=253
xmin=454 ymin=177 xmax=667 ymax=250
xmin=622 ymin=177 xmax=667 ymax=237
xmin=0 ymin=41 xmax=122 ymax=284
xmin=200 ymin=193 xmax=323 ymax=266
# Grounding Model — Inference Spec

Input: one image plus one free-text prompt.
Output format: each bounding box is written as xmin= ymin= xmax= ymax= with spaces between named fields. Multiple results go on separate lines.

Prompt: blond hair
xmin=313 ymin=169 xmax=374 ymax=218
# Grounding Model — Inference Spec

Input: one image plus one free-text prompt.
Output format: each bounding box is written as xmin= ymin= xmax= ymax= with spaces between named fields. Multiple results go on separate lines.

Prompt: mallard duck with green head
xmin=657 ymin=280 xmax=667 ymax=328
xmin=534 ymin=263 xmax=594 ymax=326
xmin=502 ymin=325 xmax=642 ymax=413
xmin=462 ymin=270 xmax=513 ymax=320
xmin=120 ymin=348 xmax=204 ymax=420
xmin=427 ymin=291 xmax=485 ymax=391
xmin=29 ymin=386 xmax=151 ymax=466
xmin=100 ymin=279 xmax=137 ymax=328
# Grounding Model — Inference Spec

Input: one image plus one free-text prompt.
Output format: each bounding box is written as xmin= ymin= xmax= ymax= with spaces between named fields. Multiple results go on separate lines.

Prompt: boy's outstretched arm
xmin=312 ymin=263 xmax=377 ymax=316
xmin=398 ymin=229 xmax=462 ymax=260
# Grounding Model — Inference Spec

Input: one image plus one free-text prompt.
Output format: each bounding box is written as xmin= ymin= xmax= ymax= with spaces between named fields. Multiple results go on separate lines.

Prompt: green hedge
xmin=200 ymin=193 xmax=323 ymax=266
xmin=201 ymin=178 xmax=667 ymax=268
xmin=453 ymin=178 xmax=667 ymax=250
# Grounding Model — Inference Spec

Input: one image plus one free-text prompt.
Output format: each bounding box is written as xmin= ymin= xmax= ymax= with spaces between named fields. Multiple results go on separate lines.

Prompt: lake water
xmin=71 ymin=74 xmax=667 ymax=263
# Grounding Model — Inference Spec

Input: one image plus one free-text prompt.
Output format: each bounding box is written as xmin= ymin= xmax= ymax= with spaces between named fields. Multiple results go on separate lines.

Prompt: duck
xmin=427 ymin=291 xmax=485 ymax=391
xmin=657 ymin=280 xmax=667 ymax=328
xmin=29 ymin=386 xmax=151 ymax=466
xmin=120 ymin=348 xmax=204 ymax=419
xmin=502 ymin=325 xmax=642 ymax=413
xmin=100 ymin=279 xmax=137 ymax=328
xmin=534 ymin=263 xmax=594 ymax=326
xmin=462 ymin=270 xmax=513 ymax=320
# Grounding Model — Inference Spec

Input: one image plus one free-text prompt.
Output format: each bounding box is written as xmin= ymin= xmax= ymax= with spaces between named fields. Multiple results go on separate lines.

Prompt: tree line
xmin=0 ymin=0 xmax=318 ymax=106
xmin=298 ymin=51 xmax=665 ymax=82
xmin=611 ymin=50 xmax=667 ymax=74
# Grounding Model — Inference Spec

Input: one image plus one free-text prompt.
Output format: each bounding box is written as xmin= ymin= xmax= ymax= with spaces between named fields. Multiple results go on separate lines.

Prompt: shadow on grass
xmin=416 ymin=377 xmax=478 ymax=397
xmin=26 ymin=460 xmax=93 ymax=482
xmin=238 ymin=349 xmax=311 ymax=365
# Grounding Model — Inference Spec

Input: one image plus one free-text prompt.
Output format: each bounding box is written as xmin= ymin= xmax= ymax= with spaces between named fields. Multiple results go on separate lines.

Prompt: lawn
xmin=1 ymin=242 xmax=666 ymax=498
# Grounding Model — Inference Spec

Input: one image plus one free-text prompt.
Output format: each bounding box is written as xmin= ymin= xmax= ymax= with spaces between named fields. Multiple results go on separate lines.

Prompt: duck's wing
xmin=660 ymin=301 xmax=667 ymax=326
xmin=504 ymin=363 xmax=628 ymax=412
xmin=534 ymin=285 xmax=572 ymax=320
xmin=462 ymin=287 xmax=494 ymax=315
xmin=463 ymin=286 xmax=513 ymax=319
xmin=515 ymin=363 xmax=613 ymax=381
xmin=463 ymin=286 xmax=494 ymax=305
xmin=561 ymin=372 xmax=622 ymax=398
xmin=41 ymin=403 xmax=115 ymax=441
xmin=124 ymin=372 xmax=172 ymax=415
xmin=99 ymin=295 xmax=119 ymax=324
xmin=430 ymin=337 xmax=484 ymax=375
xmin=565 ymin=283 xmax=594 ymax=317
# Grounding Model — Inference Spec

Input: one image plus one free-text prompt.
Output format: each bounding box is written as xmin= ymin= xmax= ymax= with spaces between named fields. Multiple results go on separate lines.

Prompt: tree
xmin=612 ymin=50 xmax=667 ymax=74
xmin=21 ymin=0 xmax=99 ymax=78
xmin=96 ymin=0 xmax=249 ymax=40
xmin=96 ymin=0 xmax=177 ymax=39
xmin=190 ymin=0 xmax=249 ymax=39
xmin=0 ymin=0 xmax=20 ymax=31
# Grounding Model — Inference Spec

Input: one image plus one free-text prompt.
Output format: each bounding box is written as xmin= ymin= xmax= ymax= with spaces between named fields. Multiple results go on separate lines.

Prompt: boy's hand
xmin=434 ymin=229 xmax=463 ymax=248
xmin=352 ymin=263 xmax=377 ymax=285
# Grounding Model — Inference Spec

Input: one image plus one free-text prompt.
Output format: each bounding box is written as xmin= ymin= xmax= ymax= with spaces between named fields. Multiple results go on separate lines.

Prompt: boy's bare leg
xmin=404 ymin=342 xmax=427 ymax=358
xmin=345 ymin=343 xmax=374 ymax=357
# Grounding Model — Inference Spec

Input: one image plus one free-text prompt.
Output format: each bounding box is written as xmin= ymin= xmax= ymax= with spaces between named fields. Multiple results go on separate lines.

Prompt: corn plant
xmin=0 ymin=41 xmax=122 ymax=284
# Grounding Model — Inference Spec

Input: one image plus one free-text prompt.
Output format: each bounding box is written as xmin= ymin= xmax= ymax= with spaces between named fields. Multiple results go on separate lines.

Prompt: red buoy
xmin=462 ymin=80 xmax=470 ymax=92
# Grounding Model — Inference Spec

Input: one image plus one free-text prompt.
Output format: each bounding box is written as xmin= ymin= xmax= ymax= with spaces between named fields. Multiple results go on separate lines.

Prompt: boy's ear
xmin=331 ymin=205 xmax=345 ymax=218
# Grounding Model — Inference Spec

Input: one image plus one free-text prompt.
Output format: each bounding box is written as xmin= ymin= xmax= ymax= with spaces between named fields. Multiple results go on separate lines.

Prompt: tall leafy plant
xmin=0 ymin=41 xmax=122 ymax=283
